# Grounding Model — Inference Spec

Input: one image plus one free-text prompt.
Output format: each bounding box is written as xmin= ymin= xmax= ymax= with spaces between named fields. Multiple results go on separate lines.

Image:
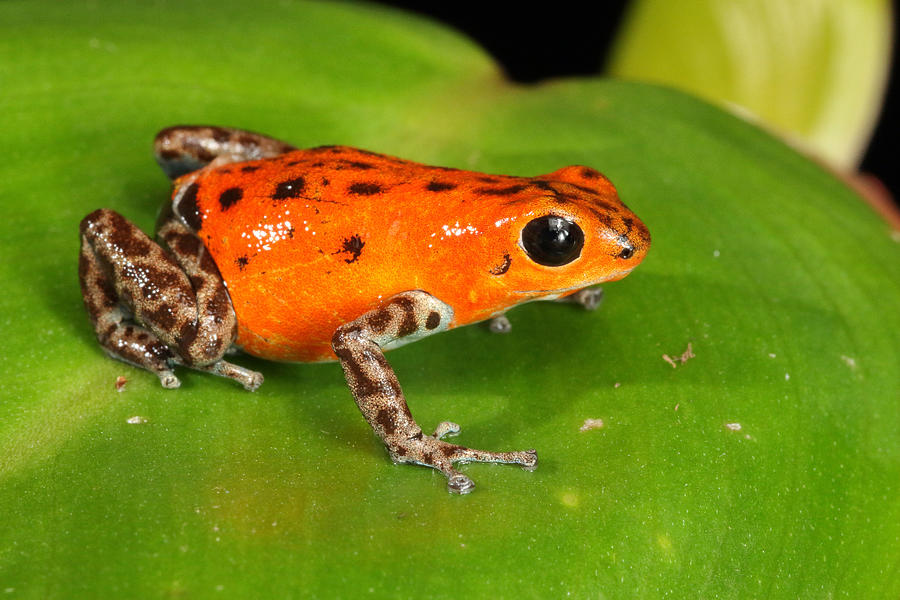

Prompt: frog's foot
xmin=389 ymin=432 xmax=538 ymax=494
xmin=557 ymin=287 xmax=604 ymax=311
xmin=154 ymin=125 xmax=297 ymax=179
xmin=187 ymin=359 xmax=264 ymax=391
xmin=432 ymin=421 xmax=461 ymax=439
xmin=486 ymin=314 xmax=512 ymax=334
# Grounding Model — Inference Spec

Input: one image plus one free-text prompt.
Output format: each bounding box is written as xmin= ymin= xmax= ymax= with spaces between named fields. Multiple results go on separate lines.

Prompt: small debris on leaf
xmin=126 ymin=416 xmax=148 ymax=425
xmin=724 ymin=422 xmax=742 ymax=431
xmin=663 ymin=342 xmax=695 ymax=368
xmin=579 ymin=418 xmax=605 ymax=432
xmin=115 ymin=376 xmax=128 ymax=392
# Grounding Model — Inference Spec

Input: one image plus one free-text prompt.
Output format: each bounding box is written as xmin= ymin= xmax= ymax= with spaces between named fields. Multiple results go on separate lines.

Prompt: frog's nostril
xmin=614 ymin=234 xmax=635 ymax=260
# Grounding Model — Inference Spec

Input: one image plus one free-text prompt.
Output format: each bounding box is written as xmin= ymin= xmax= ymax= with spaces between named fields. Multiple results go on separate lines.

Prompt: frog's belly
xmin=223 ymin=263 xmax=462 ymax=363
xmin=225 ymin=271 xmax=380 ymax=362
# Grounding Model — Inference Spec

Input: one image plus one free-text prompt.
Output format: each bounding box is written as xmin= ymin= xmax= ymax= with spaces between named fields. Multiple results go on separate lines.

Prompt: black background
xmin=379 ymin=2 xmax=897 ymax=202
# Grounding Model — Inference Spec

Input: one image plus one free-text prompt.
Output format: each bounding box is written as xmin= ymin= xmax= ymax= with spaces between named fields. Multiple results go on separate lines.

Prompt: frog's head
xmin=488 ymin=165 xmax=650 ymax=302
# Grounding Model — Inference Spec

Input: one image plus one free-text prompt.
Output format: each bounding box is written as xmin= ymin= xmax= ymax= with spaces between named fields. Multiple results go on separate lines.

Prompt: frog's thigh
xmin=331 ymin=290 xmax=538 ymax=494
xmin=154 ymin=125 xmax=297 ymax=179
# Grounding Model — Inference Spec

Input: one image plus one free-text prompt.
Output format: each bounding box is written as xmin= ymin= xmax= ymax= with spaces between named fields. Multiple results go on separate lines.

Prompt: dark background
xmin=380 ymin=2 xmax=897 ymax=203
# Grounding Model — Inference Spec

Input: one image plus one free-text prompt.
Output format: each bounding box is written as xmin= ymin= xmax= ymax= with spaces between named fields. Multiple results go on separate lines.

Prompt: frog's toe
xmin=487 ymin=315 xmax=512 ymax=334
xmin=243 ymin=371 xmax=264 ymax=392
xmin=432 ymin=421 xmax=461 ymax=439
xmin=158 ymin=371 xmax=181 ymax=389
xmin=520 ymin=449 xmax=539 ymax=471
xmin=564 ymin=287 xmax=604 ymax=311
xmin=447 ymin=472 xmax=475 ymax=495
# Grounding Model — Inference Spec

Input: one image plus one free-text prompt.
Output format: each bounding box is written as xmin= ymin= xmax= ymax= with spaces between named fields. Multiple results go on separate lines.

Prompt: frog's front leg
xmin=559 ymin=287 xmax=604 ymax=311
xmin=486 ymin=287 xmax=603 ymax=334
xmin=332 ymin=291 xmax=538 ymax=494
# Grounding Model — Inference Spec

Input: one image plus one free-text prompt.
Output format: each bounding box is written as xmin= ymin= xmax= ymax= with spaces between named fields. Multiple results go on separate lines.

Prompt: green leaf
xmin=1 ymin=1 xmax=898 ymax=598
xmin=607 ymin=0 xmax=893 ymax=171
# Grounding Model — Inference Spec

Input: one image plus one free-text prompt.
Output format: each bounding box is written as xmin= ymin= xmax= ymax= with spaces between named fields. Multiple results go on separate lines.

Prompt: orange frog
xmin=79 ymin=126 xmax=650 ymax=493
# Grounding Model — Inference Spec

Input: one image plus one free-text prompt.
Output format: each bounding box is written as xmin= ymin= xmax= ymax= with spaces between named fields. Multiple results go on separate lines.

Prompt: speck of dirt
xmin=579 ymin=418 xmax=605 ymax=432
xmin=663 ymin=342 xmax=695 ymax=368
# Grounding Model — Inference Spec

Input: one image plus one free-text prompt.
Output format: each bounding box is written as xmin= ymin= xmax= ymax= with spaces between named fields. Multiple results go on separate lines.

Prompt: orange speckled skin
xmin=181 ymin=146 xmax=650 ymax=362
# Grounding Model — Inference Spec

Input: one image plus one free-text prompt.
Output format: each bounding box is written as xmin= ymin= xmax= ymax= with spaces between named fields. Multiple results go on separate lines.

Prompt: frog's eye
xmin=521 ymin=215 xmax=584 ymax=267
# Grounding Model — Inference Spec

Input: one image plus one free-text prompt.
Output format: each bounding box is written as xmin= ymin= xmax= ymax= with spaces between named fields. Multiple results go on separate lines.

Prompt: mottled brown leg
xmin=79 ymin=209 xmax=194 ymax=387
xmin=331 ymin=290 xmax=538 ymax=494
xmin=79 ymin=209 xmax=261 ymax=390
xmin=154 ymin=125 xmax=297 ymax=179
xmin=157 ymin=216 xmax=263 ymax=391
xmin=79 ymin=243 xmax=179 ymax=387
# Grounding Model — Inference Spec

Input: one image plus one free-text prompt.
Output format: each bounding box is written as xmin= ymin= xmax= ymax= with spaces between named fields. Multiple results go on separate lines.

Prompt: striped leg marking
xmin=331 ymin=290 xmax=538 ymax=494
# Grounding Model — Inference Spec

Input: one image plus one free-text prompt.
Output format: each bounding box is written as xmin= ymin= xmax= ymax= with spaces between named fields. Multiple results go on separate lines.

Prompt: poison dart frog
xmin=79 ymin=126 xmax=650 ymax=494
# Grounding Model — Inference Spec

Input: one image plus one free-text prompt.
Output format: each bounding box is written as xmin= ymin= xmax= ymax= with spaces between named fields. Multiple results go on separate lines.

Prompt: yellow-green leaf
xmin=607 ymin=0 xmax=893 ymax=170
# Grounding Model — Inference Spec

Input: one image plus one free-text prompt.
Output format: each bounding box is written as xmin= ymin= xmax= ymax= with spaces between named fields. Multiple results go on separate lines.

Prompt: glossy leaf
xmin=1 ymin=1 xmax=898 ymax=598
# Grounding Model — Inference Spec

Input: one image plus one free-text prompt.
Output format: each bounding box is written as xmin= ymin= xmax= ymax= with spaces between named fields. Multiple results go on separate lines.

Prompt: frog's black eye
xmin=521 ymin=215 xmax=584 ymax=267
xmin=618 ymin=246 xmax=634 ymax=260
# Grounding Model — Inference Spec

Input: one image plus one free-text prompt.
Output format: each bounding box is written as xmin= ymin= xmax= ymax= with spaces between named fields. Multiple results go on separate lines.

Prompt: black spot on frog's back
xmin=272 ymin=176 xmax=306 ymax=200
xmin=219 ymin=187 xmax=243 ymax=211
xmin=335 ymin=233 xmax=365 ymax=263
xmin=338 ymin=160 xmax=375 ymax=170
xmin=348 ymin=182 xmax=383 ymax=196
xmin=426 ymin=181 xmax=457 ymax=192
xmin=474 ymin=184 xmax=528 ymax=196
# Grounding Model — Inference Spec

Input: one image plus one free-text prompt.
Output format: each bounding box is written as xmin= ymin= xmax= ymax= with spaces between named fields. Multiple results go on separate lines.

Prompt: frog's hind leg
xmin=79 ymin=208 xmax=263 ymax=390
xmin=79 ymin=209 xmax=190 ymax=388
xmin=155 ymin=214 xmax=263 ymax=390
xmin=154 ymin=125 xmax=297 ymax=179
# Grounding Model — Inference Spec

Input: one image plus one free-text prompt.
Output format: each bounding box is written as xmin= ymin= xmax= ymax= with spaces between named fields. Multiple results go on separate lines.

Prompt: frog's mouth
xmin=513 ymin=284 xmax=584 ymax=296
